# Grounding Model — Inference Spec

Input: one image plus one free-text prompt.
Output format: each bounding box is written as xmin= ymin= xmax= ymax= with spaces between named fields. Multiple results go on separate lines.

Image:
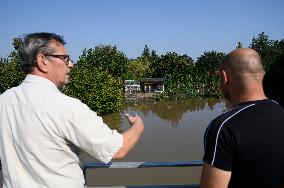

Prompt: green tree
xmin=194 ymin=50 xmax=225 ymax=97
xmin=141 ymin=45 xmax=151 ymax=59
xmin=78 ymin=45 xmax=128 ymax=79
xmin=140 ymin=45 xmax=159 ymax=63
xmin=236 ymin=41 xmax=243 ymax=48
xmin=271 ymin=39 xmax=284 ymax=61
xmin=195 ymin=51 xmax=225 ymax=72
xmin=0 ymin=37 xmax=24 ymax=94
xmin=62 ymin=67 xmax=123 ymax=116
xmin=138 ymin=45 xmax=160 ymax=78
xmin=152 ymin=53 xmax=196 ymax=100
xmin=63 ymin=44 xmax=127 ymax=115
xmin=126 ymin=58 xmax=151 ymax=80
xmin=151 ymin=52 xmax=193 ymax=78
xmin=249 ymin=32 xmax=284 ymax=70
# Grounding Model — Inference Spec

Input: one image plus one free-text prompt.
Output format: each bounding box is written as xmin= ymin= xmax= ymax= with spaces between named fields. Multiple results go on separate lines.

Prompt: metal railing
xmin=83 ymin=160 xmax=203 ymax=188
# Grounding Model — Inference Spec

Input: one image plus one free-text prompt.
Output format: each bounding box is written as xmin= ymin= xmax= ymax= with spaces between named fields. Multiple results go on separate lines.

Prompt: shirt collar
xmin=23 ymin=74 xmax=59 ymax=91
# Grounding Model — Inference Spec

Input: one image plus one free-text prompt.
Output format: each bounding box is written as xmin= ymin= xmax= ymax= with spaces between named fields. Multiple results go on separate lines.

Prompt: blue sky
xmin=1 ymin=0 xmax=283 ymax=62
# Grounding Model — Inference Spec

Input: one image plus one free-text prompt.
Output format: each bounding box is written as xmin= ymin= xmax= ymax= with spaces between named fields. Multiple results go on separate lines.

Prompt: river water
xmin=82 ymin=98 xmax=229 ymax=187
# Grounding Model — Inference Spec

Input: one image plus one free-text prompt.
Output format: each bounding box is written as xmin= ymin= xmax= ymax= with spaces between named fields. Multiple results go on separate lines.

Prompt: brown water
xmin=82 ymin=98 xmax=229 ymax=187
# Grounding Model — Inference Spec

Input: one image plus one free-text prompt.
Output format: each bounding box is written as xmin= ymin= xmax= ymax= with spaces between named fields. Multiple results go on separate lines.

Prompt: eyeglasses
xmin=44 ymin=54 xmax=73 ymax=66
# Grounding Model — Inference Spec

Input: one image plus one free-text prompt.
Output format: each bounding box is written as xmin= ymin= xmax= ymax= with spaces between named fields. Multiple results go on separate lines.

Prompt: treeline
xmin=0 ymin=32 xmax=283 ymax=115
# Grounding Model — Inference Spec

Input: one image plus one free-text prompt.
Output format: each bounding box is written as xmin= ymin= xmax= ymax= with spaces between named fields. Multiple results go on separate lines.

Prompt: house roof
xmin=140 ymin=77 xmax=165 ymax=83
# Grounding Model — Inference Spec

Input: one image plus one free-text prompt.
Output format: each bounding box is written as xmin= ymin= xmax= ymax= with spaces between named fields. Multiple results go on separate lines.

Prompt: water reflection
xmin=104 ymin=98 xmax=228 ymax=129
xmin=83 ymin=98 xmax=229 ymax=186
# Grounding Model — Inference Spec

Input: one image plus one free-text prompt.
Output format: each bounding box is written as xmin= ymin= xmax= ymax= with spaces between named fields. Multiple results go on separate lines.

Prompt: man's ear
xmin=221 ymin=70 xmax=229 ymax=85
xmin=36 ymin=54 xmax=49 ymax=73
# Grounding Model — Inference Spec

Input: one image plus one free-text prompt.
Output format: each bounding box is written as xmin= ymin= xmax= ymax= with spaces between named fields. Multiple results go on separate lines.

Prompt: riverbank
xmin=124 ymin=92 xmax=159 ymax=102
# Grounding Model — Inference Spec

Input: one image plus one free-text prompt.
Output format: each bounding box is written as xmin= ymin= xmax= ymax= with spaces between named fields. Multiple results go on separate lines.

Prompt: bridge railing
xmin=83 ymin=160 xmax=203 ymax=188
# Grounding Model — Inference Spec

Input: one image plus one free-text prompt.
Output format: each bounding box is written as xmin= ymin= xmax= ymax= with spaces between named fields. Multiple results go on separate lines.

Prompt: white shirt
xmin=0 ymin=74 xmax=123 ymax=188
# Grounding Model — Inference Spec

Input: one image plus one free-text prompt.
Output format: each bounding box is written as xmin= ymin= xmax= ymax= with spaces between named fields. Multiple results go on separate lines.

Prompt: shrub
xmin=62 ymin=66 xmax=123 ymax=116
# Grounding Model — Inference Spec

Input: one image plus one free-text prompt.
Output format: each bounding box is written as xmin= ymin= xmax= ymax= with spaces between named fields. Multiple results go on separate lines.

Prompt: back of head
xmin=220 ymin=48 xmax=264 ymax=86
xmin=218 ymin=48 xmax=266 ymax=103
xmin=19 ymin=32 xmax=65 ymax=74
xmin=263 ymin=54 xmax=284 ymax=107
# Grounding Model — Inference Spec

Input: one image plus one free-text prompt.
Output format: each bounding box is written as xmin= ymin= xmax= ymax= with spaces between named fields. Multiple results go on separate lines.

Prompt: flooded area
xmin=82 ymin=98 xmax=229 ymax=186
xmin=0 ymin=98 xmax=229 ymax=186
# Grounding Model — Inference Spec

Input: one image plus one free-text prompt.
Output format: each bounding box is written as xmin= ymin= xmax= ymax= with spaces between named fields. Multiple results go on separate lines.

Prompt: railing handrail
xmin=83 ymin=160 xmax=203 ymax=169
xmin=83 ymin=160 xmax=203 ymax=188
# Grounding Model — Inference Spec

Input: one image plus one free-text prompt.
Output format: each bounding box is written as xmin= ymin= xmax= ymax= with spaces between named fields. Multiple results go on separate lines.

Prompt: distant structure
xmin=140 ymin=78 xmax=165 ymax=93
xmin=124 ymin=80 xmax=141 ymax=93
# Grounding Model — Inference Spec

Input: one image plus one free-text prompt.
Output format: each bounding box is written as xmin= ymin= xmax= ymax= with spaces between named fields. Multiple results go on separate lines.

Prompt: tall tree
xmin=126 ymin=58 xmax=151 ymax=80
xmin=195 ymin=51 xmax=225 ymax=72
xmin=150 ymin=52 xmax=193 ymax=78
xmin=236 ymin=41 xmax=243 ymax=48
xmin=78 ymin=45 xmax=128 ymax=79
xmin=63 ymin=44 xmax=126 ymax=115
xmin=249 ymin=32 xmax=284 ymax=70
xmin=0 ymin=37 xmax=24 ymax=93
xmin=141 ymin=45 xmax=151 ymax=59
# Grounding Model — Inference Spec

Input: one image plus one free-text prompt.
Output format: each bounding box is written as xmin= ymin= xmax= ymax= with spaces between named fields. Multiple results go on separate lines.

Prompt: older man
xmin=0 ymin=32 xmax=144 ymax=188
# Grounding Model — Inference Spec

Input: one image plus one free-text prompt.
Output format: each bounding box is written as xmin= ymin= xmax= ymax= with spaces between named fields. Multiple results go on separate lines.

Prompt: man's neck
xmin=231 ymin=92 xmax=267 ymax=106
xmin=30 ymin=71 xmax=60 ymax=89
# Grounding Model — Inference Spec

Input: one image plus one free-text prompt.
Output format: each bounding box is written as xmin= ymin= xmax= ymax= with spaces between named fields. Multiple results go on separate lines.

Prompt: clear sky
xmin=1 ymin=0 xmax=283 ymax=62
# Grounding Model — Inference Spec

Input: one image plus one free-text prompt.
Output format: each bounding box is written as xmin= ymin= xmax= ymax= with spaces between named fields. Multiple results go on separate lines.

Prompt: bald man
xmin=200 ymin=48 xmax=284 ymax=188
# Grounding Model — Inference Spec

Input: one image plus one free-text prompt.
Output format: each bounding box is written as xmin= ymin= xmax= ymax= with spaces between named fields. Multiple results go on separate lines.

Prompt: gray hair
xmin=19 ymin=32 xmax=66 ymax=74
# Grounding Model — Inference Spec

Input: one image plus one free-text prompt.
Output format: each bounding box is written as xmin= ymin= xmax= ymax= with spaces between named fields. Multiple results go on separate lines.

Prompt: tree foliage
xmin=62 ymin=45 xmax=128 ymax=115
xmin=62 ymin=67 xmax=123 ymax=116
xmin=195 ymin=51 xmax=225 ymax=72
xmin=236 ymin=41 xmax=243 ymax=48
xmin=141 ymin=45 xmax=151 ymax=59
xmin=151 ymin=52 xmax=193 ymax=78
xmin=250 ymin=32 xmax=284 ymax=70
xmin=126 ymin=58 xmax=151 ymax=80
xmin=0 ymin=37 xmax=24 ymax=94
xmin=1 ymin=33 xmax=283 ymax=107
xmin=78 ymin=45 xmax=128 ymax=79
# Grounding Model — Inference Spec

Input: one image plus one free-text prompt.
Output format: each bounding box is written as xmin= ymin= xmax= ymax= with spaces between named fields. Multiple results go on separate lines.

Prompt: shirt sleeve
xmin=60 ymin=102 xmax=123 ymax=164
xmin=203 ymin=119 xmax=235 ymax=171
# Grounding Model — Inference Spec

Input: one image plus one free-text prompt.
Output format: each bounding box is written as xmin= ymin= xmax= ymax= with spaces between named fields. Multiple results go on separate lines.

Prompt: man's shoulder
xmin=210 ymin=106 xmax=241 ymax=127
xmin=53 ymin=92 xmax=91 ymax=113
xmin=0 ymin=86 xmax=20 ymax=101
xmin=206 ymin=104 xmax=251 ymax=134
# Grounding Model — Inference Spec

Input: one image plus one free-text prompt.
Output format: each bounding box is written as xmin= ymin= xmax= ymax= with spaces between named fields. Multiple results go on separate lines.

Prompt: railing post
xmin=83 ymin=166 xmax=87 ymax=186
